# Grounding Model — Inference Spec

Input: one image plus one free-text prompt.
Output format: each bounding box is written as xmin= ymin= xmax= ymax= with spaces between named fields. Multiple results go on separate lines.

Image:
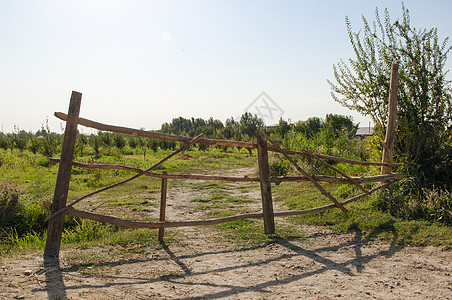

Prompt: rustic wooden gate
xmin=44 ymin=65 xmax=400 ymax=258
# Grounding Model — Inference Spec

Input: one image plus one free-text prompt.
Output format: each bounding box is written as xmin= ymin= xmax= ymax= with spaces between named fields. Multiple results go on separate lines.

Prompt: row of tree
xmin=0 ymin=112 xmax=361 ymax=158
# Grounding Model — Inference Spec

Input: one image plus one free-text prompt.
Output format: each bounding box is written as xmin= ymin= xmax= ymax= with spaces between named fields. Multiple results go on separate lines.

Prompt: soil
xmin=1 ymin=167 xmax=451 ymax=299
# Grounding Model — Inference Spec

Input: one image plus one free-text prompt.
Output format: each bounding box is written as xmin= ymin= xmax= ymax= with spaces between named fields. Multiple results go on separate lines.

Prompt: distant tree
xmin=329 ymin=4 xmax=452 ymax=188
xmin=293 ymin=117 xmax=322 ymax=138
xmin=36 ymin=121 xmax=59 ymax=157
xmin=274 ymin=118 xmax=291 ymax=138
xmin=113 ymin=133 xmax=126 ymax=150
xmin=161 ymin=116 xmax=224 ymax=138
xmin=28 ymin=137 xmax=41 ymax=154
xmin=323 ymin=114 xmax=358 ymax=138
xmin=239 ymin=112 xmax=265 ymax=138
xmin=222 ymin=117 xmax=238 ymax=139
xmin=128 ymin=136 xmax=138 ymax=149
xmin=98 ymin=131 xmax=112 ymax=147
xmin=89 ymin=134 xmax=101 ymax=158
xmin=207 ymin=117 xmax=224 ymax=132
xmin=149 ymin=139 xmax=159 ymax=153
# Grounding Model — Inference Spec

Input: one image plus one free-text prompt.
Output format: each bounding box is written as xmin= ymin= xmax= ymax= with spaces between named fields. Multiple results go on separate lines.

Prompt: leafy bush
xmin=283 ymin=127 xmax=371 ymax=176
xmin=269 ymin=158 xmax=291 ymax=177
xmin=0 ymin=149 xmax=16 ymax=167
xmin=0 ymin=179 xmax=49 ymax=243
xmin=0 ymin=180 xmax=20 ymax=228
xmin=36 ymin=157 xmax=50 ymax=167
xmin=373 ymin=178 xmax=452 ymax=225
xmin=423 ymin=188 xmax=452 ymax=224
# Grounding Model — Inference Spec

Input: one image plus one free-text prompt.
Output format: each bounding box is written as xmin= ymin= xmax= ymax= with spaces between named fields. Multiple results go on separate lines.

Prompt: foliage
xmin=373 ymin=179 xmax=452 ymax=225
xmin=238 ymin=112 xmax=266 ymax=138
xmin=283 ymin=124 xmax=370 ymax=176
xmin=293 ymin=117 xmax=323 ymax=138
xmin=269 ymin=157 xmax=291 ymax=177
xmin=329 ymin=4 xmax=452 ymax=189
xmin=273 ymin=181 xmax=452 ymax=247
xmin=323 ymin=113 xmax=359 ymax=138
xmin=161 ymin=116 xmax=224 ymax=137
xmin=0 ymin=180 xmax=20 ymax=228
xmin=0 ymin=179 xmax=50 ymax=245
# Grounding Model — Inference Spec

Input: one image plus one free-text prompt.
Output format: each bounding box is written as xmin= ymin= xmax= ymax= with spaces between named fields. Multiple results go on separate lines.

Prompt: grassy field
xmin=1 ymin=146 xmax=451 ymax=259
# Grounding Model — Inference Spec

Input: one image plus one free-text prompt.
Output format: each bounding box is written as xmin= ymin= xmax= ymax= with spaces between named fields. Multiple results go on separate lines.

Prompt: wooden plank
xmin=41 ymin=183 xmax=391 ymax=230
xmin=54 ymin=112 xmax=399 ymax=167
xmin=63 ymin=207 xmax=265 ymax=228
xmin=44 ymin=91 xmax=82 ymax=257
xmin=256 ymin=132 xmax=275 ymax=235
xmin=49 ymin=157 xmax=403 ymax=184
xmin=158 ymin=171 xmax=168 ymax=242
xmin=266 ymin=135 xmax=348 ymax=213
xmin=381 ymin=63 xmax=399 ymax=176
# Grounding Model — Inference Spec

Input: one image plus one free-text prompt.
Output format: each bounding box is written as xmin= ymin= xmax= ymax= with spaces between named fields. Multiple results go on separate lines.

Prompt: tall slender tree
xmin=329 ymin=4 xmax=452 ymax=188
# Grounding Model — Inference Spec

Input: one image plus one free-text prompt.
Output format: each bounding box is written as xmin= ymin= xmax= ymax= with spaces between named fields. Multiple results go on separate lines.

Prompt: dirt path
xmin=1 ymin=230 xmax=451 ymax=300
xmin=1 ymin=167 xmax=451 ymax=299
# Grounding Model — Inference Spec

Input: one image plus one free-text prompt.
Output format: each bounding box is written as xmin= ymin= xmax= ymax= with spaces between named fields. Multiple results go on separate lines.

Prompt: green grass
xmin=1 ymin=146 xmax=451 ymax=259
xmin=273 ymin=181 xmax=452 ymax=248
xmin=0 ymin=147 xmax=257 ymax=256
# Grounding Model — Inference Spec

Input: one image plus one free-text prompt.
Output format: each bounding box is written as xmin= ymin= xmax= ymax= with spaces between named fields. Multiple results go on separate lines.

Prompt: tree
xmin=324 ymin=114 xmax=358 ymax=138
xmin=329 ymin=4 xmax=452 ymax=188
xmin=113 ymin=133 xmax=126 ymax=150
xmin=75 ymin=133 xmax=88 ymax=157
xmin=274 ymin=118 xmax=291 ymax=138
xmin=239 ymin=112 xmax=265 ymax=138
xmin=293 ymin=117 xmax=323 ymax=138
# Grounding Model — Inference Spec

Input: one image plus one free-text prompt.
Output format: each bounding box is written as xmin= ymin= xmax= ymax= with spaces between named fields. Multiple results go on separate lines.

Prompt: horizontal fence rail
xmin=49 ymin=158 xmax=403 ymax=184
xmin=54 ymin=112 xmax=399 ymax=168
xmin=43 ymin=183 xmax=389 ymax=230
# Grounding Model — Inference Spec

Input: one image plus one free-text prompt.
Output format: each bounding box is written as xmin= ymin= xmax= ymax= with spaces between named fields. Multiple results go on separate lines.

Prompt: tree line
xmin=0 ymin=112 xmax=360 ymax=159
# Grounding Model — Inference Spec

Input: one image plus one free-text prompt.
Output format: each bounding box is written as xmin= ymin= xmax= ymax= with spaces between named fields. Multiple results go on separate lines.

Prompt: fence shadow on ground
xmin=35 ymin=230 xmax=401 ymax=299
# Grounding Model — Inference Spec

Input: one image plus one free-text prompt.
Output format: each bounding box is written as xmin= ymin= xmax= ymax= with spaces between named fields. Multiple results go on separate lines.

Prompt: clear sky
xmin=1 ymin=0 xmax=451 ymax=134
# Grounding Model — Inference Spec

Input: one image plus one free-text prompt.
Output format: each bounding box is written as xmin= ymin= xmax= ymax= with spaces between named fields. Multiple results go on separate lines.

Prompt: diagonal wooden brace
xmin=265 ymin=135 xmax=348 ymax=213
xmin=45 ymin=133 xmax=204 ymax=222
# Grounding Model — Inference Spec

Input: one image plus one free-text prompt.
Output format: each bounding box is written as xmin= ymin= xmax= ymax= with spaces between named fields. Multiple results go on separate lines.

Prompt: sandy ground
xmin=1 ymin=229 xmax=451 ymax=300
xmin=1 ymin=167 xmax=451 ymax=299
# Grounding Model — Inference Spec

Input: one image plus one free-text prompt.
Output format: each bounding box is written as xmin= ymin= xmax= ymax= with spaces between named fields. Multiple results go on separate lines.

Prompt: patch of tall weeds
xmin=373 ymin=178 xmax=452 ymax=225
xmin=283 ymin=128 xmax=371 ymax=176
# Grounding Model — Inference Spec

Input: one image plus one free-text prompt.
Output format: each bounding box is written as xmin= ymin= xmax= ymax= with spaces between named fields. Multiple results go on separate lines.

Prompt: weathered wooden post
xmin=256 ymin=132 xmax=275 ymax=234
xmin=381 ymin=64 xmax=399 ymax=177
xmin=158 ymin=171 xmax=168 ymax=242
xmin=44 ymin=91 xmax=82 ymax=257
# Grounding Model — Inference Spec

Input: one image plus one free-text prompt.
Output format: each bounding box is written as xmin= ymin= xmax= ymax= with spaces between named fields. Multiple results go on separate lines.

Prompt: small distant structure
xmin=356 ymin=127 xmax=373 ymax=140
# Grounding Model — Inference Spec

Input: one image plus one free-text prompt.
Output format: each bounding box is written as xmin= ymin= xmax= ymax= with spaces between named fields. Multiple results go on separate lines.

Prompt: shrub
xmin=373 ymin=178 xmax=452 ymax=225
xmin=269 ymin=158 xmax=291 ymax=177
xmin=0 ymin=180 xmax=49 ymax=239
xmin=0 ymin=180 xmax=20 ymax=228
xmin=36 ymin=157 xmax=50 ymax=167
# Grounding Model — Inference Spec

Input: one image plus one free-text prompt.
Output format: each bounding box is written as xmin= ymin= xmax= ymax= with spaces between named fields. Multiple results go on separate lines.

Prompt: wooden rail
xmin=48 ymin=158 xmax=403 ymax=184
xmin=54 ymin=112 xmax=399 ymax=167
xmin=42 ymin=183 xmax=389 ymax=229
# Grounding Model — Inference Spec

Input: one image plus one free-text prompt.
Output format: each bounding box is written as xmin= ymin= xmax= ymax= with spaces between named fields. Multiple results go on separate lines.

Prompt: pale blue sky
xmin=1 ymin=0 xmax=451 ymax=133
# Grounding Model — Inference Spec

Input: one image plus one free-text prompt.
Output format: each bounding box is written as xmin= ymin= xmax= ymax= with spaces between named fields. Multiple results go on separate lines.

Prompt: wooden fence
xmin=44 ymin=66 xmax=400 ymax=258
